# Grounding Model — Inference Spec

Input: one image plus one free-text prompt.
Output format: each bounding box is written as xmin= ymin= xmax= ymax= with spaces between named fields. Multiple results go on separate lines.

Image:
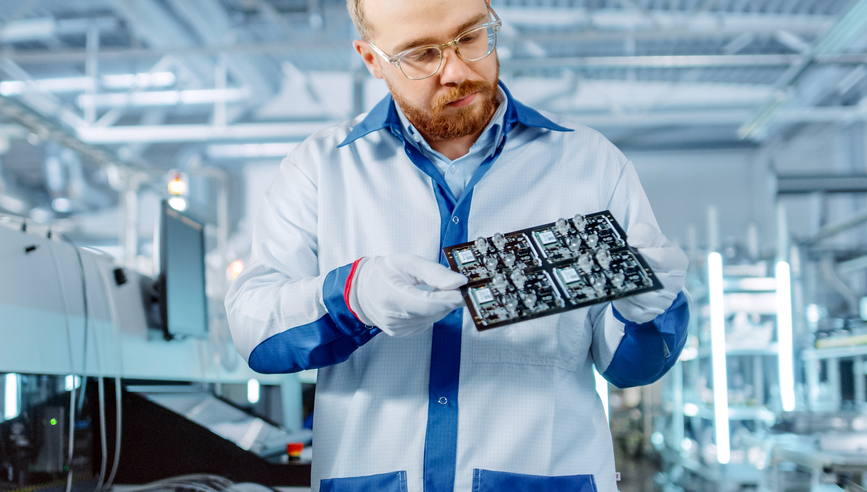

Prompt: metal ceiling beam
xmin=165 ymin=0 xmax=279 ymax=104
xmin=501 ymin=53 xmax=867 ymax=71
xmin=76 ymin=122 xmax=339 ymax=144
xmin=71 ymin=105 xmax=867 ymax=143
xmin=497 ymin=7 xmax=834 ymax=32
xmin=738 ymin=0 xmax=867 ymax=139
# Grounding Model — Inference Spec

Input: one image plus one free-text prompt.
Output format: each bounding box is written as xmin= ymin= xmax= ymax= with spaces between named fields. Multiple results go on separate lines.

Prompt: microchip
xmin=558 ymin=267 xmax=581 ymax=284
xmin=537 ymin=230 xmax=557 ymax=245
xmin=456 ymin=249 xmax=476 ymax=265
xmin=472 ymin=287 xmax=495 ymax=305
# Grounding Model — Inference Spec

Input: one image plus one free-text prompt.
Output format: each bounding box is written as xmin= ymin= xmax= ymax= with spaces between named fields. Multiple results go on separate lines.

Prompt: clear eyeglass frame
xmin=367 ymin=4 xmax=502 ymax=81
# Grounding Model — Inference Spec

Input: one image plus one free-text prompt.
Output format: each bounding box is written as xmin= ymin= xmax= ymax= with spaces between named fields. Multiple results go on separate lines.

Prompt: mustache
xmin=432 ymin=80 xmax=496 ymax=112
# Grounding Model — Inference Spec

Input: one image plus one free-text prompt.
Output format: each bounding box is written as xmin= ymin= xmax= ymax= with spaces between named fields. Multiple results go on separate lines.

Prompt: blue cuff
xmin=604 ymin=291 xmax=689 ymax=388
xmin=248 ymin=263 xmax=379 ymax=374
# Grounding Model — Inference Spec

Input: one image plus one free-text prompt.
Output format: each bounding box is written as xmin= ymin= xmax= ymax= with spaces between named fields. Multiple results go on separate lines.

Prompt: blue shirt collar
xmin=337 ymin=80 xmax=572 ymax=148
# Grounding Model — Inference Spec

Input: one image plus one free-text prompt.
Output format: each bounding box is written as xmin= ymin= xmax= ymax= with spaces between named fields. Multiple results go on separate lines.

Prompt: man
xmin=225 ymin=0 xmax=690 ymax=490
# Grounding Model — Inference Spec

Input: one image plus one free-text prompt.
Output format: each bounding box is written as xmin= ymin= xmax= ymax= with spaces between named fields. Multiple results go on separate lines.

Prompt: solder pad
xmin=443 ymin=210 xmax=663 ymax=330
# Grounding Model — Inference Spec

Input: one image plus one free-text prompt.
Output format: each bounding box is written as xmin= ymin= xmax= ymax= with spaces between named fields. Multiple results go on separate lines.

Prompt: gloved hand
xmin=612 ymin=223 xmax=688 ymax=324
xmin=348 ymin=254 xmax=468 ymax=337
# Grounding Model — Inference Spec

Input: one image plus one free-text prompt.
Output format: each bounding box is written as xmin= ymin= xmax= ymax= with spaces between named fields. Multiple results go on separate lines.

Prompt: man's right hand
xmin=348 ymin=254 xmax=468 ymax=337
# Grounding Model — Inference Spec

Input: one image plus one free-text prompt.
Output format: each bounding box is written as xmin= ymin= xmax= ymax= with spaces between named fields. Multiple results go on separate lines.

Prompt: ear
xmin=353 ymin=40 xmax=385 ymax=80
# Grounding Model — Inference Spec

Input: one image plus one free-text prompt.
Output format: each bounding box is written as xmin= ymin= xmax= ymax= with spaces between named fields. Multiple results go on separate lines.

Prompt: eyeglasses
xmin=367 ymin=5 xmax=502 ymax=80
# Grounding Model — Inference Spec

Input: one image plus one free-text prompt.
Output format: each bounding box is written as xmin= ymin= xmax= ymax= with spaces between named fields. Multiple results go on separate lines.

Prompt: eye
xmin=407 ymin=48 xmax=438 ymax=63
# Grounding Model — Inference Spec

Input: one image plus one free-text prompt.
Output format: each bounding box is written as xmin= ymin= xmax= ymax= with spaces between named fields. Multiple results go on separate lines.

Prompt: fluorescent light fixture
xmin=247 ymin=379 xmax=261 ymax=405
xmin=206 ymin=142 xmax=299 ymax=159
xmin=683 ymin=402 xmax=700 ymax=417
xmin=4 ymin=373 xmax=20 ymax=421
xmin=168 ymin=197 xmax=187 ymax=212
xmin=52 ymin=197 xmax=72 ymax=213
xmin=594 ymin=365 xmax=609 ymax=422
xmin=102 ymin=72 xmax=176 ymax=89
xmin=806 ymin=304 xmax=821 ymax=323
xmin=776 ymin=261 xmax=795 ymax=412
xmin=65 ymin=375 xmax=81 ymax=392
xmin=0 ymin=72 xmax=175 ymax=96
xmin=708 ymin=252 xmax=730 ymax=464
xmin=77 ymin=88 xmax=249 ymax=108
xmin=679 ymin=346 xmax=698 ymax=361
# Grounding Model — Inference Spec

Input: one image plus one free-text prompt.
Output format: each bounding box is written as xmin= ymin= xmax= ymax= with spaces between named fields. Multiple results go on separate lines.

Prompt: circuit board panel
xmin=443 ymin=210 xmax=663 ymax=330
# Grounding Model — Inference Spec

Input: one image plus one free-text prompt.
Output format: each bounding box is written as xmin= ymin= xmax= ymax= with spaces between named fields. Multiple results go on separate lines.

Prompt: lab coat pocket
xmin=472 ymin=469 xmax=598 ymax=492
xmin=320 ymin=471 xmax=407 ymax=492
xmin=471 ymin=310 xmax=588 ymax=370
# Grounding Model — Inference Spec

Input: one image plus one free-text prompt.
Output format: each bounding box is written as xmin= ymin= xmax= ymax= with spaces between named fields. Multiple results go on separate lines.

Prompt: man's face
xmin=356 ymin=0 xmax=500 ymax=141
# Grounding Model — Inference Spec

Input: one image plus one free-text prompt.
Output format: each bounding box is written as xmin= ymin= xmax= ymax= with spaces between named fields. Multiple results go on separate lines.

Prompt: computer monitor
xmin=158 ymin=199 xmax=208 ymax=340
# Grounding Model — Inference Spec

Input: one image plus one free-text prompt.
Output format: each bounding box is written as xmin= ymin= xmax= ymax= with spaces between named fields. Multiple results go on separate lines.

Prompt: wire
xmin=96 ymin=265 xmax=125 ymax=491
xmin=44 ymin=232 xmax=78 ymax=492
xmin=59 ymin=234 xmax=90 ymax=414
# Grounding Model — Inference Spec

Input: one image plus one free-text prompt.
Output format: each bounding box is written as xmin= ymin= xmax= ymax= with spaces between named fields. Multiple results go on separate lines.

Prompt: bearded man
xmin=225 ymin=0 xmax=690 ymax=490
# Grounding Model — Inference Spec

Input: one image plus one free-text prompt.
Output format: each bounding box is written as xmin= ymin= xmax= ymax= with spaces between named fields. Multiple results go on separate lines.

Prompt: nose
xmin=437 ymin=46 xmax=472 ymax=86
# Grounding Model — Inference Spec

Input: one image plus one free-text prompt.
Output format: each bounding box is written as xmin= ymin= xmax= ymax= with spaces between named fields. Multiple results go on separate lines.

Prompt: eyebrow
xmin=392 ymin=12 xmax=488 ymax=54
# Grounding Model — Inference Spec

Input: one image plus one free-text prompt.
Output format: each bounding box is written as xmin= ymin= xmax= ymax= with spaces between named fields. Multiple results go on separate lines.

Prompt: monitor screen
xmin=159 ymin=200 xmax=208 ymax=339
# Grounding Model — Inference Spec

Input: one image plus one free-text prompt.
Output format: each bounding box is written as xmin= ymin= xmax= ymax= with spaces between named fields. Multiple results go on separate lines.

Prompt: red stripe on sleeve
xmin=344 ymin=258 xmax=364 ymax=322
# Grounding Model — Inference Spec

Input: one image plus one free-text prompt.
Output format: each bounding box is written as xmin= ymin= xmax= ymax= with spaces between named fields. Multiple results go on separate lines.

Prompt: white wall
xmin=624 ymin=148 xmax=773 ymax=253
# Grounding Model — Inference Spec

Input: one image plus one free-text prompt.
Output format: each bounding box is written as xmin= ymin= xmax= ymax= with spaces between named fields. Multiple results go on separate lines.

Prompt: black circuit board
xmin=444 ymin=210 xmax=663 ymax=330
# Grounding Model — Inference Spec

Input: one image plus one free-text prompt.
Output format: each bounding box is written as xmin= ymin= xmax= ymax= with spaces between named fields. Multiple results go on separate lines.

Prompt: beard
xmin=389 ymin=66 xmax=500 ymax=142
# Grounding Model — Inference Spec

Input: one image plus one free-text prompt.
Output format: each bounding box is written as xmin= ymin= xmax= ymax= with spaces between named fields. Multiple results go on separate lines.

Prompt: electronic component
xmin=443 ymin=210 xmax=663 ymax=330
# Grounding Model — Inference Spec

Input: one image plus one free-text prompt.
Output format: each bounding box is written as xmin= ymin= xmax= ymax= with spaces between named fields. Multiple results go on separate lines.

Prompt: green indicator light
xmin=50 ymin=418 xmax=57 ymax=426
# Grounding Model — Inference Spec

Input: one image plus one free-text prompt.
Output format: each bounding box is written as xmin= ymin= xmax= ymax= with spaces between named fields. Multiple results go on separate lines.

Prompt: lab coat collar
xmin=337 ymin=80 xmax=572 ymax=148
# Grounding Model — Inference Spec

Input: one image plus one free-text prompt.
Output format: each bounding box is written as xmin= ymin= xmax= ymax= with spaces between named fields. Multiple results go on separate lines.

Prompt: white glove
xmin=612 ymin=223 xmax=688 ymax=324
xmin=348 ymin=254 xmax=468 ymax=337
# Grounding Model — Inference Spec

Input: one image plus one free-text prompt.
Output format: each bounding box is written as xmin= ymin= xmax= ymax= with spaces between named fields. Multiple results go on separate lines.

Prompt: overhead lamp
xmin=4 ymin=373 xmax=20 ymax=421
xmin=776 ymin=261 xmax=795 ymax=412
xmin=167 ymin=171 xmax=188 ymax=196
xmin=52 ymin=197 xmax=72 ymax=213
xmin=708 ymin=252 xmax=730 ymax=464
xmin=206 ymin=143 xmax=299 ymax=159
xmin=65 ymin=375 xmax=81 ymax=392
xmin=0 ymin=72 xmax=176 ymax=96
xmin=247 ymin=379 xmax=261 ymax=405
xmin=77 ymin=88 xmax=250 ymax=109
xmin=168 ymin=197 xmax=187 ymax=212
xmin=228 ymin=260 xmax=245 ymax=280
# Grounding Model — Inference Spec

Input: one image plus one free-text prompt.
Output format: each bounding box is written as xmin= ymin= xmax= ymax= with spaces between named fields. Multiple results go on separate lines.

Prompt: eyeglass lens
xmin=399 ymin=25 xmax=497 ymax=80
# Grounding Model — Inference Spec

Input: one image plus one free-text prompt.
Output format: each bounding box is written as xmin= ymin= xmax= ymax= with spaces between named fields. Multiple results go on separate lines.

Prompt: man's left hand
xmin=612 ymin=223 xmax=688 ymax=324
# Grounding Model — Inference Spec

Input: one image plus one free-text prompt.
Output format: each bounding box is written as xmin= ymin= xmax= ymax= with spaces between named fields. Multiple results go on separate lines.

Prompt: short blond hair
xmin=347 ymin=0 xmax=374 ymax=41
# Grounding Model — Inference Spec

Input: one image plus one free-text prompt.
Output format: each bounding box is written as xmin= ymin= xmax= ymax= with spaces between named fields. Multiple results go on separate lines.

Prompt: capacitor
xmin=484 ymin=256 xmax=498 ymax=272
xmin=585 ymin=233 xmax=598 ymax=249
xmin=503 ymin=253 xmax=516 ymax=268
xmin=572 ymin=214 xmax=586 ymax=232
xmin=475 ymin=236 xmax=488 ymax=254
xmin=595 ymin=248 xmax=611 ymax=269
xmin=556 ymin=218 xmax=570 ymax=235
xmin=612 ymin=272 xmax=625 ymax=289
xmin=493 ymin=273 xmax=507 ymax=293
xmin=492 ymin=233 xmax=507 ymax=251
xmin=504 ymin=297 xmax=519 ymax=315
xmin=591 ymin=276 xmax=606 ymax=293
xmin=578 ymin=253 xmax=593 ymax=273
xmin=523 ymin=293 xmax=537 ymax=310
xmin=510 ymin=270 xmax=526 ymax=290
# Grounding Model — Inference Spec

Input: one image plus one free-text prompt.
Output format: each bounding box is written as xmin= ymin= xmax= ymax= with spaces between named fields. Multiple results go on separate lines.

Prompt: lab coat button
xmin=452 ymin=216 xmax=459 ymax=224
xmin=438 ymin=397 xmax=447 ymax=405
